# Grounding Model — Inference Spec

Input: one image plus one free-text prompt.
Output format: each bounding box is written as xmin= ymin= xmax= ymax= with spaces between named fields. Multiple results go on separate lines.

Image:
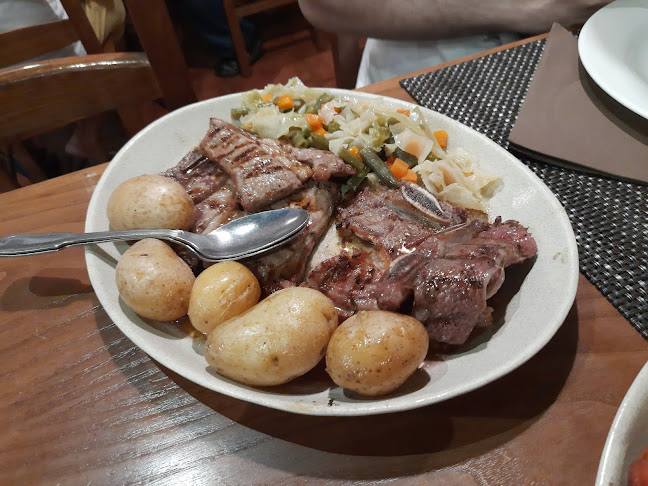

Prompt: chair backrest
xmin=0 ymin=53 xmax=163 ymax=146
xmin=0 ymin=0 xmax=197 ymax=144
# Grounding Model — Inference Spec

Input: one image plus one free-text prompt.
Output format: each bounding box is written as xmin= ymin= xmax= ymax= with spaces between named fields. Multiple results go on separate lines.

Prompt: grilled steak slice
xmin=246 ymin=181 xmax=340 ymax=295
xmin=412 ymin=258 xmax=504 ymax=345
xmin=304 ymin=249 xmax=390 ymax=319
xmin=191 ymin=181 xmax=245 ymax=234
xmin=199 ymin=119 xmax=354 ymax=212
xmin=336 ymin=182 xmax=467 ymax=256
xmin=162 ymin=148 xmax=229 ymax=204
xmin=409 ymin=219 xmax=535 ymax=344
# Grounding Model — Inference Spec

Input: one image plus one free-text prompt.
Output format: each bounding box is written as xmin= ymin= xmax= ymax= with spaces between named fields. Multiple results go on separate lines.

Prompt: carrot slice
xmin=397 ymin=109 xmax=411 ymax=117
xmin=262 ymin=93 xmax=272 ymax=104
xmin=313 ymin=127 xmax=327 ymax=136
xmin=277 ymin=94 xmax=294 ymax=110
xmin=434 ymin=130 xmax=448 ymax=149
xmin=305 ymin=113 xmax=323 ymax=131
xmin=402 ymin=169 xmax=418 ymax=183
xmin=348 ymin=145 xmax=362 ymax=160
xmin=390 ymin=158 xmax=409 ymax=179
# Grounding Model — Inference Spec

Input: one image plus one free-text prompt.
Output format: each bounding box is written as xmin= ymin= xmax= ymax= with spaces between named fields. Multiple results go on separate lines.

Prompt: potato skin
xmin=107 ymin=174 xmax=194 ymax=231
xmin=325 ymin=310 xmax=429 ymax=396
xmin=188 ymin=261 xmax=261 ymax=334
xmin=205 ymin=287 xmax=338 ymax=386
xmin=116 ymin=238 xmax=195 ymax=321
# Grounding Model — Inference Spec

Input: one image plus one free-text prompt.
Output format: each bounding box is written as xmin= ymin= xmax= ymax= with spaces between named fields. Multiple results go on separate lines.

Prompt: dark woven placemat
xmin=400 ymin=38 xmax=647 ymax=337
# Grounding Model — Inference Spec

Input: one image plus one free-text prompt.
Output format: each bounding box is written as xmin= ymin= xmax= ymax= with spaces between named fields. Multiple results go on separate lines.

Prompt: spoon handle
xmin=0 ymin=230 xmax=177 ymax=256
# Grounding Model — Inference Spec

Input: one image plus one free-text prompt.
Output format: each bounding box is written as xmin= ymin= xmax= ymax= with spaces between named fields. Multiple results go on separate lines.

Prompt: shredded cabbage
xmin=233 ymin=77 xmax=501 ymax=211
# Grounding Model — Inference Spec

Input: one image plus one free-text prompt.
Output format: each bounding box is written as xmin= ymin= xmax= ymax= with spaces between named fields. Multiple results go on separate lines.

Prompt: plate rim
xmin=84 ymin=88 xmax=580 ymax=416
xmin=596 ymin=360 xmax=648 ymax=485
xmin=578 ymin=0 xmax=648 ymax=120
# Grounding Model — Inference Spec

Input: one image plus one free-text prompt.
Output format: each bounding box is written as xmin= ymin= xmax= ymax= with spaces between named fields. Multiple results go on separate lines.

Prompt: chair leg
xmin=331 ymin=33 xmax=363 ymax=89
xmin=223 ymin=0 xmax=252 ymax=77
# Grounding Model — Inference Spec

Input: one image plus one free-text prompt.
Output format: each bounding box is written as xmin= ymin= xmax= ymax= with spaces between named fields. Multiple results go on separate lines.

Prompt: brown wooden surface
xmin=1 ymin=37 xmax=647 ymax=486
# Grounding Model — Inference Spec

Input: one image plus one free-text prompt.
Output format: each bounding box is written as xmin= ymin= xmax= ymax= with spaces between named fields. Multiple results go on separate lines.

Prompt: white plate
xmin=579 ymin=0 xmax=648 ymax=119
xmin=85 ymin=89 xmax=579 ymax=416
xmin=597 ymin=361 xmax=648 ymax=485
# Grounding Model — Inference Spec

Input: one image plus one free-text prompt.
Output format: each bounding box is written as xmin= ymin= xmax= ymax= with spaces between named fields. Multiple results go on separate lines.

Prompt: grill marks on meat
xmin=304 ymin=249 xmax=390 ymax=319
xmin=336 ymin=182 xmax=467 ymax=255
xmin=199 ymin=119 xmax=354 ymax=212
xmin=307 ymin=181 xmax=537 ymax=345
xmin=191 ymin=181 xmax=245 ymax=234
xmin=161 ymin=148 xmax=229 ymax=204
xmin=246 ymin=181 xmax=340 ymax=295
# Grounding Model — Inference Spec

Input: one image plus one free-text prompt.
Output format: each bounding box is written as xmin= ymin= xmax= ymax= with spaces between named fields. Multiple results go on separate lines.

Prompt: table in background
xmin=1 ymin=34 xmax=647 ymax=485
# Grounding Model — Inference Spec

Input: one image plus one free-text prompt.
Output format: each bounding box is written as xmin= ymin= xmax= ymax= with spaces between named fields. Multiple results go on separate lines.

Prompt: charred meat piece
xmin=304 ymin=249 xmax=390 ymax=319
xmin=336 ymin=181 xmax=467 ymax=256
xmin=246 ymin=181 xmax=340 ymax=295
xmin=412 ymin=258 xmax=505 ymax=345
xmin=161 ymin=148 xmax=229 ymax=204
xmin=199 ymin=119 xmax=354 ymax=212
xmin=191 ymin=181 xmax=245 ymax=234
xmin=409 ymin=219 xmax=535 ymax=345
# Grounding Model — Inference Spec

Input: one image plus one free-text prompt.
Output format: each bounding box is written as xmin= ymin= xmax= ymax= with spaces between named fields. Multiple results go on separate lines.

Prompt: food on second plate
xmin=188 ymin=261 xmax=261 ymax=334
xmin=204 ymin=287 xmax=337 ymax=386
xmin=629 ymin=446 xmax=648 ymax=486
xmin=107 ymin=174 xmax=195 ymax=231
xmin=325 ymin=310 xmax=429 ymax=396
xmin=115 ymin=238 xmax=195 ymax=321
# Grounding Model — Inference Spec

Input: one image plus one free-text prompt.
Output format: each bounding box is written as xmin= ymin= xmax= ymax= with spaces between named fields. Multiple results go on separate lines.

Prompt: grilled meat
xmin=161 ymin=148 xmax=229 ymax=204
xmin=198 ymin=118 xmax=354 ymax=212
xmin=306 ymin=182 xmax=537 ymax=345
xmin=246 ymin=181 xmax=340 ymax=295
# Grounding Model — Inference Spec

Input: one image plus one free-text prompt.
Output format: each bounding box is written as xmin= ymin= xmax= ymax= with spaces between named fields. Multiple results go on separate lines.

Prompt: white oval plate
xmin=579 ymin=0 xmax=648 ymax=119
xmin=85 ymin=89 xmax=579 ymax=416
xmin=596 ymin=360 xmax=648 ymax=485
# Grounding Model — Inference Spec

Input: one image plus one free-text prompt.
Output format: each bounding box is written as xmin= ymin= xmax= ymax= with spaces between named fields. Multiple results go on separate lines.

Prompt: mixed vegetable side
xmin=231 ymin=78 xmax=499 ymax=211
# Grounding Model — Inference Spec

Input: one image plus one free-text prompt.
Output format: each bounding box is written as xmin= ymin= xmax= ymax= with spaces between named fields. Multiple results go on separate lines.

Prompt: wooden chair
xmin=0 ymin=0 xmax=196 ymax=189
xmin=222 ymin=0 xmax=299 ymax=77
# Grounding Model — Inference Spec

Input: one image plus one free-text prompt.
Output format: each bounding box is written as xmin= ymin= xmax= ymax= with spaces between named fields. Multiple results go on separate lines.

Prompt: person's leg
xmin=170 ymin=0 xmax=259 ymax=58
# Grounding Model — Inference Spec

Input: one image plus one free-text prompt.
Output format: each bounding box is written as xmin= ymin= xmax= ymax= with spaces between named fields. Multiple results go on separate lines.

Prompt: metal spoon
xmin=0 ymin=208 xmax=309 ymax=262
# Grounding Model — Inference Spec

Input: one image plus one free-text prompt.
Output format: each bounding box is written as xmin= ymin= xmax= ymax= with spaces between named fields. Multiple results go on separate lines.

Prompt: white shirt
xmin=355 ymin=33 xmax=521 ymax=88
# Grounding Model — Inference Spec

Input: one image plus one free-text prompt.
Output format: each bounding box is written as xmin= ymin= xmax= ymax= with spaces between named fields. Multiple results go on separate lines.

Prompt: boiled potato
xmin=188 ymin=261 xmax=261 ymax=334
xmin=107 ymin=174 xmax=194 ymax=231
xmin=326 ymin=310 xmax=429 ymax=396
xmin=205 ymin=287 xmax=337 ymax=386
xmin=116 ymin=238 xmax=195 ymax=321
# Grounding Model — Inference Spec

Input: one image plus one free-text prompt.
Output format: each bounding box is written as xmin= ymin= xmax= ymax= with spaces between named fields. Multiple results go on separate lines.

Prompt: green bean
xmin=425 ymin=152 xmax=440 ymax=162
xmin=309 ymin=133 xmax=329 ymax=150
xmin=291 ymin=131 xmax=309 ymax=148
xmin=230 ymin=107 xmax=249 ymax=120
xmin=293 ymin=99 xmax=305 ymax=111
xmin=301 ymin=125 xmax=312 ymax=138
xmin=326 ymin=121 xmax=341 ymax=133
xmin=341 ymin=169 xmax=368 ymax=196
xmin=338 ymin=147 xmax=365 ymax=173
xmin=314 ymin=93 xmax=334 ymax=110
xmin=304 ymin=104 xmax=318 ymax=114
xmin=359 ymin=148 xmax=399 ymax=188
xmin=368 ymin=126 xmax=390 ymax=149
xmin=393 ymin=147 xmax=418 ymax=168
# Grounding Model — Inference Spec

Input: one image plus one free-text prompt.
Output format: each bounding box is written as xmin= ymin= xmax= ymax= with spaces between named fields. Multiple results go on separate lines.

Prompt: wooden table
xmin=1 ymin=37 xmax=647 ymax=486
